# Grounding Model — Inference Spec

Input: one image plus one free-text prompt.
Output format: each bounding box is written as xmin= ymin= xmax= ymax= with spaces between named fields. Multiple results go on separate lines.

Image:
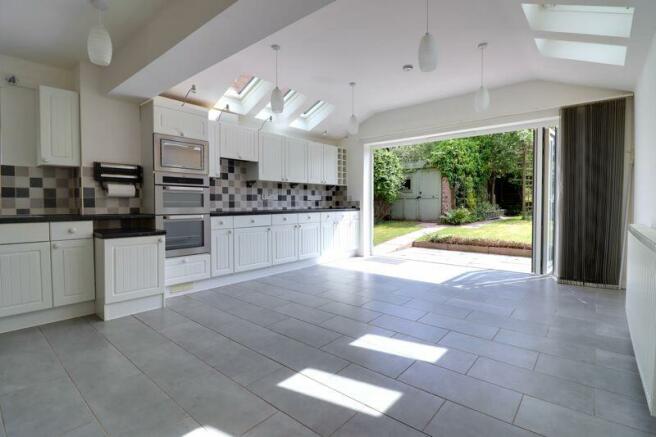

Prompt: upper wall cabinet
xmin=38 ymin=86 xmax=80 ymax=167
xmin=249 ymin=133 xmax=308 ymax=183
xmin=154 ymin=105 xmax=208 ymax=141
xmin=219 ymin=122 xmax=258 ymax=162
xmin=284 ymin=136 xmax=308 ymax=183
xmin=322 ymin=144 xmax=338 ymax=185
xmin=307 ymin=142 xmax=338 ymax=185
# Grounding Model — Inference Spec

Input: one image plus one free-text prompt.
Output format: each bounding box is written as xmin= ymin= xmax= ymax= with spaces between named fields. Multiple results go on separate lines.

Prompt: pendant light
xmin=474 ymin=42 xmax=490 ymax=112
xmin=87 ymin=0 xmax=112 ymax=67
xmin=348 ymin=82 xmax=359 ymax=136
xmin=270 ymin=44 xmax=284 ymax=114
xmin=418 ymin=0 xmax=437 ymax=72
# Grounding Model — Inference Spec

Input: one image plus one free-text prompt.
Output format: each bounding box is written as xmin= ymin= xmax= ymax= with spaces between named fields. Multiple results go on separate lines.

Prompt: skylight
xmin=522 ymin=4 xmax=635 ymax=38
xmin=223 ymin=74 xmax=260 ymax=99
xmin=534 ymin=38 xmax=627 ymax=66
xmin=301 ymin=100 xmax=325 ymax=119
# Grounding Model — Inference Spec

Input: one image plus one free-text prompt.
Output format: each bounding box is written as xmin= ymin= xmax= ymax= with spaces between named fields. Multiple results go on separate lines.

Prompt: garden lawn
xmin=419 ymin=217 xmax=532 ymax=246
xmin=374 ymin=221 xmax=423 ymax=246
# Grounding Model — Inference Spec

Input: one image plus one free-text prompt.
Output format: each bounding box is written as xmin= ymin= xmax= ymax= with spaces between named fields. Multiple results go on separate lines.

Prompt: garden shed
xmin=390 ymin=161 xmax=447 ymax=222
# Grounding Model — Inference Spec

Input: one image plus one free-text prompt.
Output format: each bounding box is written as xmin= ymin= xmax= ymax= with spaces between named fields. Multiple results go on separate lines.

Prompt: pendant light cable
xmin=426 ymin=0 xmax=429 ymax=33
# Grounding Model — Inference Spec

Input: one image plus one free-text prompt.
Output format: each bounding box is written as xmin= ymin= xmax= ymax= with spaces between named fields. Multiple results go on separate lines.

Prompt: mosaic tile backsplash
xmin=81 ymin=166 xmax=141 ymax=215
xmin=211 ymin=158 xmax=358 ymax=212
xmin=0 ymin=165 xmax=79 ymax=215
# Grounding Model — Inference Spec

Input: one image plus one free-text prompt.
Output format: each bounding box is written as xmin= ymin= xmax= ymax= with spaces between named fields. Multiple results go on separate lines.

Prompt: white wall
xmin=0 ymin=54 xmax=74 ymax=90
xmin=77 ymin=62 xmax=141 ymax=167
xmin=634 ymin=35 xmax=656 ymax=227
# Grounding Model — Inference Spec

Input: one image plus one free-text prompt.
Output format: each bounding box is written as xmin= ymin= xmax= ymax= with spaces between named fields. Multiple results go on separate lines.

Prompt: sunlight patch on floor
xmin=350 ymin=334 xmax=448 ymax=363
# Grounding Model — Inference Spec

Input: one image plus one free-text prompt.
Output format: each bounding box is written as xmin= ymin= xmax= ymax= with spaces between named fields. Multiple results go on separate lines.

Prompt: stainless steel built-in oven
xmin=156 ymin=214 xmax=210 ymax=257
xmin=154 ymin=133 xmax=209 ymax=175
xmin=155 ymin=173 xmax=210 ymax=215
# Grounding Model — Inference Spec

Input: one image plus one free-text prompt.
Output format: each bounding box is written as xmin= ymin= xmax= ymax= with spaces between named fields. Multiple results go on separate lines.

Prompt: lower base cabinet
xmin=272 ymin=224 xmax=298 ymax=265
xmin=51 ymin=239 xmax=95 ymax=307
xmin=234 ymin=226 xmax=272 ymax=272
xmin=165 ymin=254 xmax=211 ymax=286
xmin=211 ymin=228 xmax=234 ymax=277
xmin=0 ymin=242 xmax=52 ymax=318
xmin=298 ymin=222 xmax=321 ymax=259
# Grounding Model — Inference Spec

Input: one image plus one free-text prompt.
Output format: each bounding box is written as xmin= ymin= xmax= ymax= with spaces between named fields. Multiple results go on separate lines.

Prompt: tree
xmin=373 ymin=149 xmax=405 ymax=221
xmin=477 ymin=131 xmax=531 ymax=204
xmin=427 ymin=137 xmax=482 ymax=209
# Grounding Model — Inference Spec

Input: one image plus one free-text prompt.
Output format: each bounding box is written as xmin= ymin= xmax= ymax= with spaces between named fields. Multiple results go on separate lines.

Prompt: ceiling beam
xmin=102 ymin=0 xmax=335 ymax=100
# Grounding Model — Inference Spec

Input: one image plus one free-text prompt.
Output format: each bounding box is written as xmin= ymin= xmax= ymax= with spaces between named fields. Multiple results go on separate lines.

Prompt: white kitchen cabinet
xmin=271 ymin=224 xmax=298 ymax=265
xmin=154 ymin=105 xmax=208 ymax=141
xmin=257 ymin=132 xmax=284 ymax=181
xmin=220 ymin=122 xmax=258 ymax=161
xmin=321 ymin=218 xmax=337 ymax=255
xmin=0 ymin=242 xmax=52 ymax=317
xmin=284 ymin=137 xmax=308 ymax=183
xmin=234 ymin=227 xmax=271 ymax=272
xmin=298 ymin=222 xmax=321 ymax=260
xmin=323 ymin=144 xmax=339 ymax=185
xmin=211 ymin=228 xmax=234 ymax=277
xmin=38 ymin=85 xmax=80 ymax=167
xmin=95 ymin=236 xmax=165 ymax=307
xmin=51 ymin=239 xmax=95 ymax=307
xmin=165 ymin=254 xmax=211 ymax=286
xmin=307 ymin=142 xmax=325 ymax=184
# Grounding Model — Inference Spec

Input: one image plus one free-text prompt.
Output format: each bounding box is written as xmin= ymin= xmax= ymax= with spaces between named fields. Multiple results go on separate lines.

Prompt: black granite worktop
xmin=93 ymin=228 xmax=166 ymax=239
xmin=0 ymin=213 xmax=155 ymax=224
xmin=211 ymin=208 xmax=360 ymax=217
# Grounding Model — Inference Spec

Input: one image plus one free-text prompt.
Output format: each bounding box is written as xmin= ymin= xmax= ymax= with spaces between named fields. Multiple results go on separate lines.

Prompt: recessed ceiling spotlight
xmin=402 ymin=64 xmax=414 ymax=72
xmin=322 ymin=130 xmax=328 ymax=136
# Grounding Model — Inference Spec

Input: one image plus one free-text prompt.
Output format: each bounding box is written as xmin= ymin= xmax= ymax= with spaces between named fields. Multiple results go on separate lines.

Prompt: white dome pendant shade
xmin=87 ymin=0 xmax=112 ymax=67
xmin=348 ymin=82 xmax=359 ymax=136
xmin=418 ymin=0 xmax=437 ymax=72
xmin=474 ymin=42 xmax=490 ymax=112
xmin=270 ymin=44 xmax=284 ymax=114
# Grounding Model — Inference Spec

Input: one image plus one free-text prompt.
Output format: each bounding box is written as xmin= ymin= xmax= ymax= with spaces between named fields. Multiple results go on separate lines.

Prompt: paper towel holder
xmin=94 ymin=162 xmax=142 ymax=184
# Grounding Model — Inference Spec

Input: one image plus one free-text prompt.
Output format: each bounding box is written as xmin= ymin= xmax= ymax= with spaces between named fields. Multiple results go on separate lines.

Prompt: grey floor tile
xmin=515 ymin=396 xmax=650 ymax=437
xmin=468 ymin=357 xmax=594 ymax=414
xmin=60 ymin=421 xmax=105 ymax=437
xmin=595 ymin=348 xmax=639 ymax=373
xmin=445 ymin=298 xmax=514 ymax=317
xmin=362 ymin=300 xmax=427 ymax=320
xmin=370 ymin=314 xmax=448 ymax=342
xmin=399 ymin=361 xmax=522 ymax=422
xmin=236 ymin=291 xmax=292 ymax=308
xmin=393 ymin=334 xmax=478 ymax=373
xmin=319 ymin=301 xmax=382 ymax=322
xmin=89 ymin=316 xmax=171 ymax=356
xmin=420 ymin=312 xmax=499 ymax=339
xmin=269 ymin=317 xmax=343 ymax=348
xmin=440 ymin=332 xmax=538 ymax=369
xmin=425 ymin=401 xmax=539 ymax=437
xmin=332 ymin=413 xmax=427 ymax=437
xmin=134 ymin=308 xmax=190 ymax=331
xmin=247 ymin=367 xmax=363 ymax=436
xmin=495 ymin=329 xmax=595 ymax=363
xmin=222 ymin=299 xmax=291 ymax=327
xmin=320 ymin=289 xmax=373 ymax=306
xmin=244 ymin=412 xmax=319 ymax=437
xmin=466 ymin=311 xmax=549 ymax=336
xmin=359 ymin=289 xmax=413 ymax=305
xmin=0 ymin=377 xmax=95 ymax=437
xmin=321 ymin=315 xmax=395 ymax=339
xmin=323 ymin=364 xmax=445 ymax=430
xmin=322 ymin=335 xmax=415 ymax=378
xmin=275 ymin=303 xmax=335 ymax=324
xmin=263 ymin=288 xmax=333 ymax=308
xmin=547 ymin=327 xmax=635 ymax=356
xmin=594 ymin=389 xmax=656 ymax=434
xmin=255 ymin=332 xmax=349 ymax=374
xmin=404 ymin=298 xmax=472 ymax=318
xmin=535 ymin=354 xmax=645 ymax=400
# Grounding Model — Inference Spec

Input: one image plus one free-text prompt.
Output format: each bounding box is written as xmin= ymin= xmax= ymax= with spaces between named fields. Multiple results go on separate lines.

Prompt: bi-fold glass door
xmin=532 ymin=126 xmax=558 ymax=275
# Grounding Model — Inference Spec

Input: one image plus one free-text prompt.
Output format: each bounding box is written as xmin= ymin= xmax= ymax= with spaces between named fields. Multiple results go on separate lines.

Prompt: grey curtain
xmin=559 ymin=98 xmax=626 ymax=287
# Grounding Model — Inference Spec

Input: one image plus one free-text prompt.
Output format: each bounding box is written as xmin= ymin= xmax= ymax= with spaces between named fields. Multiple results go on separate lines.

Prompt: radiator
xmin=627 ymin=224 xmax=656 ymax=415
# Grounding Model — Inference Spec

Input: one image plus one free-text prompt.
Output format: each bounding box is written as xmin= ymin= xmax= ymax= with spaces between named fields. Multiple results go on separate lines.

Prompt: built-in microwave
xmin=154 ymin=173 xmax=210 ymax=215
xmin=156 ymin=214 xmax=210 ymax=257
xmin=153 ymin=133 xmax=209 ymax=175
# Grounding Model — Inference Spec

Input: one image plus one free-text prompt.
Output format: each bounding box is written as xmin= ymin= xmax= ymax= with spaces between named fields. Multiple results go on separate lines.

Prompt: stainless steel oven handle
xmin=162 ymin=141 xmax=202 ymax=151
xmin=162 ymin=186 xmax=206 ymax=192
xmin=162 ymin=215 xmax=205 ymax=220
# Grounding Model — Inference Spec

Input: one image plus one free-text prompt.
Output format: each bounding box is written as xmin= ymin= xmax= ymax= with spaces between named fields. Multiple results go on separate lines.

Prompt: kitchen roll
xmin=105 ymin=183 xmax=136 ymax=198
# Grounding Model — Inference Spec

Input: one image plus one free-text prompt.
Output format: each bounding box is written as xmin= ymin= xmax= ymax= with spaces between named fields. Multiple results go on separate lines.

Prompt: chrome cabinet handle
xmin=283 ymin=217 xmax=287 ymax=221
xmin=52 ymin=243 xmax=60 ymax=249
xmin=250 ymin=219 xmax=255 ymax=223
xmin=68 ymin=227 xmax=77 ymax=234
xmin=158 ymin=237 xmax=164 ymax=243
xmin=228 ymin=230 xmax=232 ymax=235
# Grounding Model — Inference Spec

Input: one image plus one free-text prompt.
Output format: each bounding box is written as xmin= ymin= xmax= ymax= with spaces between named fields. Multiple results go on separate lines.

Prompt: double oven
xmin=153 ymin=134 xmax=210 ymax=258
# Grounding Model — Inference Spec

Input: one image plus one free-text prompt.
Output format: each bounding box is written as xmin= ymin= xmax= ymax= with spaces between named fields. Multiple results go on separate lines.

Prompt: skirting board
xmin=96 ymin=294 xmax=165 ymax=321
xmin=165 ymin=252 xmax=358 ymax=298
xmin=0 ymin=301 xmax=96 ymax=334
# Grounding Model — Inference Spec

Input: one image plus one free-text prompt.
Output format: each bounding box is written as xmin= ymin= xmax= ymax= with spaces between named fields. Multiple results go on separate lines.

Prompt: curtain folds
xmin=558 ymin=98 xmax=626 ymax=287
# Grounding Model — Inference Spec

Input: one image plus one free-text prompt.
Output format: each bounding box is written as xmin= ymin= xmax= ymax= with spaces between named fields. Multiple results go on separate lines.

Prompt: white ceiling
xmin=167 ymin=0 xmax=656 ymax=139
xmin=0 ymin=0 xmax=172 ymax=68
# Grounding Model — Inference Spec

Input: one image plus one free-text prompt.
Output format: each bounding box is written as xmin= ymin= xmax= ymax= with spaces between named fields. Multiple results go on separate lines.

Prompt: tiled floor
xmin=0 ymin=258 xmax=654 ymax=436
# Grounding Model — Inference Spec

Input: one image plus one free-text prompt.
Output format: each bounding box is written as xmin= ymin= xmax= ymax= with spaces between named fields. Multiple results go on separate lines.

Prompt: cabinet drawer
xmin=50 ymin=221 xmax=93 ymax=241
xmin=343 ymin=211 xmax=360 ymax=221
xmin=234 ymin=215 xmax=272 ymax=228
xmin=165 ymin=254 xmax=211 ymax=286
xmin=0 ymin=223 xmax=49 ymax=244
xmin=298 ymin=212 xmax=321 ymax=223
xmin=211 ymin=216 xmax=234 ymax=230
xmin=272 ymin=214 xmax=298 ymax=226
xmin=321 ymin=212 xmax=339 ymax=223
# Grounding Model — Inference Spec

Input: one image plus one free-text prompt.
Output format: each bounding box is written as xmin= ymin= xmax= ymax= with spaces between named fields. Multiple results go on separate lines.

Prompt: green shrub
xmin=441 ymin=208 xmax=474 ymax=225
xmin=472 ymin=201 xmax=502 ymax=221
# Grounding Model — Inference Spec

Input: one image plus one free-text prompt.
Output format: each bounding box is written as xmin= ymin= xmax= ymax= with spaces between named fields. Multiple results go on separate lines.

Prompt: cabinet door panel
xmin=39 ymin=86 xmax=79 ymax=166
xmin=155 ymin=106 xmax=207 ymax=141
xmin=258 ymin=132 xmax=284 ymax=181
xmin=298 ymin=223 xmax=321 ymax=260
xmin=51 ymin=239 xmax=95 ymax=307
xmin=323 ymin=145 xmax=338 ymax=185
xmin=284 ymin=138 xmax=308 ymax=183
xmin=234 ymin=227 xmax=271 ymax=272
xmin=220 ymin=123 xmax=258 ymax=161
xmin=0 ymin=242 xmax=52 ymax=317
xmin=321 ymin=221 xmax=336 ymax=255
xmin=272 ymin=225 xmax=298 ymax=265
xmin=211 ymin=229 xmax=234 ymax=276
xmin=307 ymin=142 xmax=324 ymax=184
